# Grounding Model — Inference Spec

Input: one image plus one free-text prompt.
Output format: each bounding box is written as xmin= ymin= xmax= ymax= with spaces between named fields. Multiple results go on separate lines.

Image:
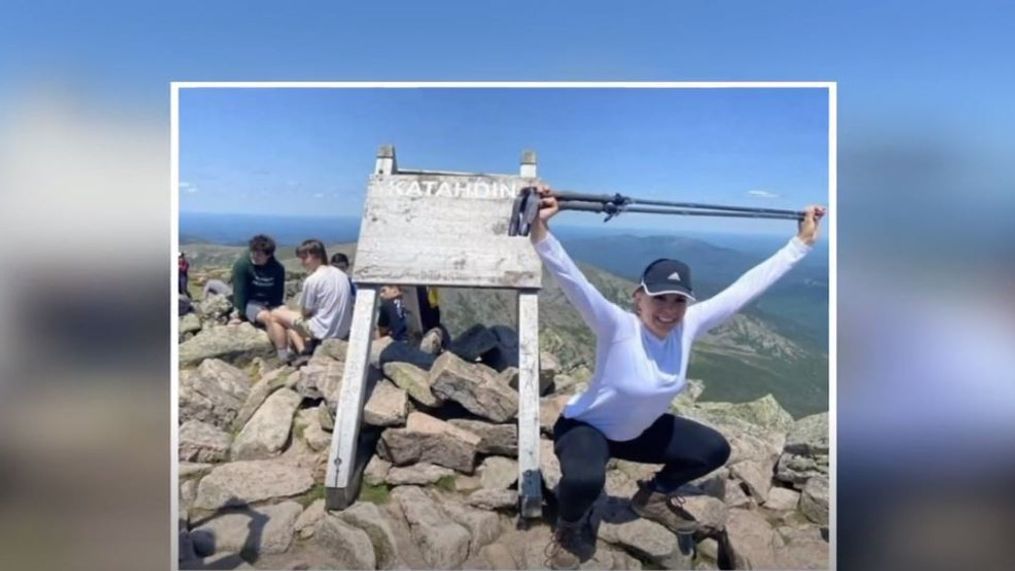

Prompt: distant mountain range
xmin=182 ymin=231 xmax=828 ymax=418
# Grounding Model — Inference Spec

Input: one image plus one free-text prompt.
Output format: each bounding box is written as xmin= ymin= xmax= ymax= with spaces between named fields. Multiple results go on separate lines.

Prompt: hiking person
xmin=228 ymin=234 xmax=288 ymax=360
xmin=271 ymin=239 xmax=354 ymax=358
xmin=178 ymin=252 xmax=190 ymax=297
xmin=376 ymin=285 xmax=409 ymax=342
xmin=530 ymin=185 xmax=825 ymax=569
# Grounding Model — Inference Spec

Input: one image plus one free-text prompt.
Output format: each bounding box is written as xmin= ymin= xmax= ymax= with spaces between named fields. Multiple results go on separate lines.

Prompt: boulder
xmin=317 ymin=402 xmax=334 ymax=431
xmin=364 ymin=456 xmax=392 ymax=486
xmin=785 ymin=412 xmax=829 ymax=456
xmin=179 ymin=322 xmax=274 ymax=367
xmin=478 ymin=456 xmax=518 ymax=490
xmin=315 ymin=514 xmax=377 ymax=570
xmin=379 ymin=412 xmax=480 ymax=473
xmin=231 ymin=367 xmax=292 ymax=432
xmin=539 ymin=439 xmax=562 ymax=490
xmin=430 ymin=352 xmax=519 ymax=422
xmin=442 ymin=500 xmax=502 ymax=555
xmin=370 ymin=336 xmax=393 ymax=368
xmin=293 ymin=407 xmax=332 ymax=452
xmin=364 ymin=380 xmax=408 ymax=427
xmin=383 ymin=361 xmax=442 ymax=407
xmin=693 ymin=394 xmax=795 ymax=433
xmin=539 ymin=394 xmax=571 ymax=436
xmin=466 ymin=489 xmax=517 ymax=510
xmin=480 ymin=542 xmax=518 ymax=569
xmin=677 ymin=490 xmax=728 ymax=535
xmin=313 ymin=338 xmax=349 ymax=362
xmin=300 ymin=357 xmax=343 ymax=406
xmin=180 ymin=313 xmax=202 ymax=336
xmin=722 ymin=508 xmax=778 ymax=569
xmin=197 ymin=294 xmax=233 ymax=322
xmin=729 ymin=459 xmax=773 ymax=503
xmin=179 ymin=420 xmax=232 ymax=463
xmin=391 ymin=486 xmax=470 ymax=569
xmin=763 ymin=486 xmax=801 ymax=511
xmin=337 ymin=501 xmax=403 ymax=569
xmin=230 ymin=389 xmax=301 ymax=460
xmin=190 ymin=501 xmax=302 ymax=556
xmin=799 ymin=476 xmax=829 ymax=526
xmin=294 ymin=499 xmax=325 ymax=539
xmin=385 ymin=463 xmax=455 ymax=486
xmin=773 ymin=525 xmax=829 ymax=569
xmin=447 ymin=419 xmax=518 ymax=456
xmin=179 ymin=359 xmax=251 ymax=430
xmin=597 ymin=518 xmax=683 ymax=569
xmin=192 ymin=460 xmax=314 ymax=510
xmin=180 ymin=462 xmax=214 ymax=480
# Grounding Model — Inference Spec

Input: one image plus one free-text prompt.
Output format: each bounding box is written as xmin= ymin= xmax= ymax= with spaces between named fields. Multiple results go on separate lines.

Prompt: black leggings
xmin=553 ymin=414 xmax=731 ymax=522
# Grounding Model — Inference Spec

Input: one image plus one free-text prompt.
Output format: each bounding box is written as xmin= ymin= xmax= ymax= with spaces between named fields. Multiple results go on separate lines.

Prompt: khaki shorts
xmin=293 ymin=316 xmax=315 ymax=339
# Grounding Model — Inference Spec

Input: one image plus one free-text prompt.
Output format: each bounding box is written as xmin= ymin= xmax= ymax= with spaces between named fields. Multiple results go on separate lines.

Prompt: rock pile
xmin=178 ymin=311 xmax=828 ymax=570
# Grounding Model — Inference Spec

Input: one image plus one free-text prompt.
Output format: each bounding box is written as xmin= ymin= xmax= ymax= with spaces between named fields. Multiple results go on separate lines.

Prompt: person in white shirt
xmin=531 ymin=185 xmax=826 ymax=569
xmin=271 ymin=239 xmax=353 ymax=361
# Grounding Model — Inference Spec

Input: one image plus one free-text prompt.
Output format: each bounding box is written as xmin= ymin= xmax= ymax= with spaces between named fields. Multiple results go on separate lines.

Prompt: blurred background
xmin=2 ymin=1 xmax=1014 ymax=570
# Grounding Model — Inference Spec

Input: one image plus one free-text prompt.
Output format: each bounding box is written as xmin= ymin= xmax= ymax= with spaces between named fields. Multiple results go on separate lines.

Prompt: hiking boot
xmin=630 ymin=480 xmax=700 ymax=534
xmin=545 ymin=513 xmax=595 ymax=570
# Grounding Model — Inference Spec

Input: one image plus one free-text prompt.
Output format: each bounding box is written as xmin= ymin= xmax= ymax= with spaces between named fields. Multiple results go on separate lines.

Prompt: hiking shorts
xmin=245 ymin=301 xmax=274 ymax=324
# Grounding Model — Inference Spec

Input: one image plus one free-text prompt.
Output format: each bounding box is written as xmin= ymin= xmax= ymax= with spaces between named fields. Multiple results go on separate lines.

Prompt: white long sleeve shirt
xmin=534 ymin=232 xmax=812 ymax=441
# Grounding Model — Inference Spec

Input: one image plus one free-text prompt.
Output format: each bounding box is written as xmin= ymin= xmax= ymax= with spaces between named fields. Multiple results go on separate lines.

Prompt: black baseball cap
xmin=640 ymin=258 xmax=695 ymax=301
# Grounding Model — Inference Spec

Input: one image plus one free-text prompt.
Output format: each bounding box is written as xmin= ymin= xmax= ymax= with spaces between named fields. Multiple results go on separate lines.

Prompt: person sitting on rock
xmin=228 ymin=234 xmax=288 ymax=360
xmin=529 ymin=185 xmax=826 ymax=569
xmin=270 ymin=239 xmax=354 ymax=360
xmin=330 ymin=252 xmax=357 ymax=297
xmin=376 ymin=285 xmax=409 ymax=342
xmin=178 ymin=252 xmax=190 ymax=297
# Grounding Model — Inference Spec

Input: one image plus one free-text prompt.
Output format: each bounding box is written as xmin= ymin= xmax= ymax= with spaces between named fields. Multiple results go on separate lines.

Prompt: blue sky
xmin=179 ymin=86 xmax=828 ymax=235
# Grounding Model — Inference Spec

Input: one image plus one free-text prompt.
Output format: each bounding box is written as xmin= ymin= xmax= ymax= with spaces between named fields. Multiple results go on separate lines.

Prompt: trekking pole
xmin=508 ymin=187 xmax=805 ymax=237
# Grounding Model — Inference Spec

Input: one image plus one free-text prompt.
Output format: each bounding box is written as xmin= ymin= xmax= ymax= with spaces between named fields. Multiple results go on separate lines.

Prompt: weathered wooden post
xmin=325 ymin=146 xmax=545 ymax=519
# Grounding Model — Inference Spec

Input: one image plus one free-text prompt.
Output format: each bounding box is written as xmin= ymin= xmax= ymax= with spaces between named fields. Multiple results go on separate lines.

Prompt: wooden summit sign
xmin=325 ymin=145 xmax=546 ymax=519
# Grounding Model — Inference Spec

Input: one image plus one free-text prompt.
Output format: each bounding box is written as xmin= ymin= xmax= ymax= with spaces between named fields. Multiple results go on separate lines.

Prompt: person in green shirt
xmin=228 ymin=234 xmax=290 ymax=360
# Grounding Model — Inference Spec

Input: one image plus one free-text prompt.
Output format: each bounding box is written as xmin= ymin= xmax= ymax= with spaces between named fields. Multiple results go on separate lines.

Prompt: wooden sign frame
xmin=325 ymin=146 xmax=545 ymax=519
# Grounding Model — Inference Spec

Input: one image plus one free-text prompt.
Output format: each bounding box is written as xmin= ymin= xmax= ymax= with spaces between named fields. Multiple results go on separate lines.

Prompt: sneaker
xmin=545 ymin=513 xmax=595 ymax=570
xmin=630 ymin=480 xmax=700 ymax=534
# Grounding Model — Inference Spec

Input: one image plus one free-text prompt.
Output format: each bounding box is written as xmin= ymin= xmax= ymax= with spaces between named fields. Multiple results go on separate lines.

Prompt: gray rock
xmin=364 ymin=456 xmax=392 ymax=486
xmin=180 ymin=313 xmax=202 ymax=336
xmin=313 ymin=338 xmax=349 ymax=362
xmin=315 ymin=514 xmax=377 ymax=570
xmin=480 ymin=543 xmax=518 ymax=569
xmin=180 ymin=462 xmax=214 ymax=480
xmin=230 ymin=389 xmax=301 ymax=460
xmin=442 ymin=500 xmax=501 ymax=555
xmin=293 ymin=407 xmax=333 ymax=452
xmin=447 ymin=419 xmax=518 ymax=455
xmin=693 ymin=394 xmax=795 ymax=433
xmin=696 ymin=537 xmax=719 ymax=561
xmin=539 ymin=394 xmax=571 ymax=436
xmin=383 ymin=361 xmax=442 ymax=407
xmin=764 ymin=486 xmax=801 ymax=511
xmin=190 ymin=501 xmax=302 ymax=556
xmin=785 ymin=412 xmax=829 ymax=456
xmin=479 ymin=456 xmax=518 ymax=490
xmin=597 ymin=518 xmax=682 ymax=568
xmin=294 ymin=499 xmax=325 ymax=539
xmin=193 ymin=460 xmax=314 ymax=510
xmin=180 ymin=479 xmax=197 ymax=512
xmin=182 ymin=552 xmax=256 ymax=569
xmin=776 ymin=452 xmax=829 ymax=488
xmin=799 ymin=476 xmax=829 ymax=526
xmin=540 ymin=439 xmax=562 ymax=490
xmin=539 ymin=351 xmax=560 ymax=392
xmin=678 ymin=490 xmax=728 ymax=535
xmin=317 ymin=402 xmax=334 ymax=431
xmin=179 ymin=323 xmax=274 ymax=367
xmin=180 ymin=420 xmax=232 ymax=463
xmin=300 ymin=358 xmax=343 ymax=406
xmin=197 ymin=294 xmax=233 ymax=322
xmin=391 ymin=486 xmax=470 ymax=569
xmin=729 ymin=460 xmax=773 ymax=503
xmin=179 ymin=359 xmax=252 ymax=429
xmin=338 ymin=501 xmax=402 ymax=569
xmin=455 ymin=475 xmax=483 ymax=494
xmin=466 ymin=489 xmax=516 ymax=510
xmin=385 ymin=462 xmax=455 ymax=486
xmin=370 ymin=335 xmax=393 ymax=368
xmin=231 ymin=367 xmax=292 ymax=432
xmin=724 ymin=479 xmax=754 ymax=509
xmin=773 ymin=525 xmax=829 ymax=569
xmin=379 ymin=412 xmax=480 ymax=473
xmin=430 ymin=352 xmax=519 ymax=422
xmin=723 ymin=508 xmax=778 ymax=569
xmin=364 ymin=380 xmax=409 ymax=427
xmin=670 ymin=379 xmax=706 ymax=413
